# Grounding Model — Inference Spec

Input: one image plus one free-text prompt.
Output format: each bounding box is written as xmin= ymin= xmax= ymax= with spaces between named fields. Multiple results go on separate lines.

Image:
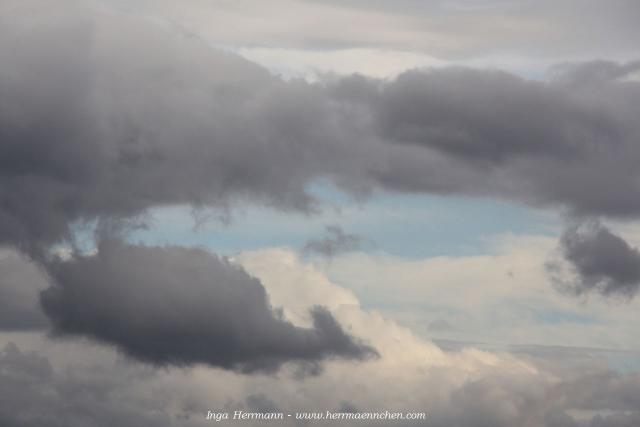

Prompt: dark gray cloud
xmin=0 ymin=4 xmax=336 ymax=253
xmin=303 ymin=225 xmax=368 ymax=258
xmin=328 ymin=63 xmax=640 ymax=222
xmin=376 ymin=68 xmax=603 ymax=162
xmin=0 ymin=249 xmax=49 ymax=331
xmin=2 ymin=3 xmax=640 ymax=255
xmin=368 ymin=64 xmax=640 ymax=218
xmin=40 ymin=240 xmax=377 ymax=372
xmin=548 ymin=221 xmax=640 ymax=298
xmin=551 ymin=60 xmax=640 ymax=86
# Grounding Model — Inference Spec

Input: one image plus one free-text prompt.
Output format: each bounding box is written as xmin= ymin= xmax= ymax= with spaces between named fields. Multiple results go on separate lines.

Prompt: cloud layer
xmin=3 ymin=249 xmax=640 ymax=426
xmin=99 ymin=0 xmax=640 ymax=62
xmin=2 ymin=3 xmax=640 ymax=256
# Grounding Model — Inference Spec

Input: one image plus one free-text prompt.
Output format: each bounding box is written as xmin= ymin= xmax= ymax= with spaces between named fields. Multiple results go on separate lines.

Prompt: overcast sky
xmin=1 ymin=1 xmax=640 ymax=426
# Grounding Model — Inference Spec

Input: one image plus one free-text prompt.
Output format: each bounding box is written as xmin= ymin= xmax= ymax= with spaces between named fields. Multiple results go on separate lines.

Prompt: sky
xmin=1 ymin=1 xmax=640 ymax=426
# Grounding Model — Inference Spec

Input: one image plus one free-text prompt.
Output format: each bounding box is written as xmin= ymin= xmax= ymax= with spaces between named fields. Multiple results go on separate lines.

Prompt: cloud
xmin=2 ymin=3 xmax=640 ymax=259
xmin=4 ymin=338 xmax=640 ymax=427
xmin=366 ymin=63 xmax=640 ymax=219
xmin=1 ymin=0 xmax=640 ymax=383
xmin=39 ymin=240 xmax=376 ymax=372
xmin=0 ymin=341 xmax=190 ymax=427
xmin=426 ymin=371 xmax=640 ymax=427
xmin=303 ymin=225 xmax=368 ymax=258
xmin=376 ymin=67 xmax=601 ymax=161
xmin=310 ymin=234 xmax=640 ymax=349
xmin=0 ymin=3 xmax=323 ymax=252
xmin=235 ymin=47 xmax=448 ymax=80
xmin=0 ymin=249 xmax=49 ymax=331
xmin=548 ymin=221 xmax=640 ymax=298
xmin=427 ymin=318 xmax=455 ymax=333
xmin=550 ymin=59 xmax=640 ymax=86
xmin=4 ymin=249 xmax=640 ymax=426
xmin=99 ymin=0 xmax=640 ymax=61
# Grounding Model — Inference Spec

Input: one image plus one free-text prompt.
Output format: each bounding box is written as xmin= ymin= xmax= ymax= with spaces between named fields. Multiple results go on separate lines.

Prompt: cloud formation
xmin=0 ymin=341 xmax=185 ymax=427
xmin=0 ymin=249 xmax=49 ymax=331
xmin=2 ymin=3 xmax=640 ymax=256
xmin=4 ymin=249 xmax=640 ymax=426
xmin=1 ymin=0 xmax=640 ymax=380
xmin=100 ymin=0 xmax=640 ymax=61
xmin=40 ymin=240 xmax=376 ymax=372
xmin=6 ymin=339 xmax=640 ymax=427
xmin=1 ymin=1 xmax=639 ymax=424
xmin=303 ymin=225 xmax=367 ymax=258
xmin=365 ymin=63 xmax=640 ymax=218
xmin=548 ymin=221 xmax=640 ymax=298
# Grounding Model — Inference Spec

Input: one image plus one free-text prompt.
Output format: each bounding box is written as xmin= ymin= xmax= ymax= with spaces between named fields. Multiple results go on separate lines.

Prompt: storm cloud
xmin=0 ymin=3 xmax=351 ymax=252
xmin=2 ymin=3 xmax=640 ymax=256
xmin=40 ymin=240 xmax=376 ymax=372
xmin=368 ymin=63 xmax=640 ymax=218
xmin=3 ymin=2 xmax=640 ymax=254
xmin=548 ymin=221 xmax=640 ymax=298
